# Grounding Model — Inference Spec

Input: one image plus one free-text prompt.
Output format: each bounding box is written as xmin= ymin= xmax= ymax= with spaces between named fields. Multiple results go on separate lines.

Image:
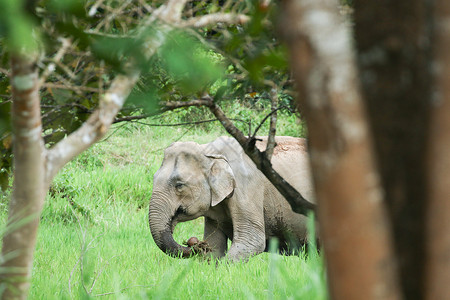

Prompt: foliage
xmin=159 ymin=31 xmax=224 ymax=94
xmin=0 ymin=0 xmax=298 ymax=191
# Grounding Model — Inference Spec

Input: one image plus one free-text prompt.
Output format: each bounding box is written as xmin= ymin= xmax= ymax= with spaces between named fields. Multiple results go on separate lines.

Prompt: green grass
xmin=2 ymin=106 xmax=326 ymax=299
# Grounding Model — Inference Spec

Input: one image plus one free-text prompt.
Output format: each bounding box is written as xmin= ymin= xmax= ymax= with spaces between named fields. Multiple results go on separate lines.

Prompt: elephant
xmin=148 ymin=136 xmax=315 ymax=261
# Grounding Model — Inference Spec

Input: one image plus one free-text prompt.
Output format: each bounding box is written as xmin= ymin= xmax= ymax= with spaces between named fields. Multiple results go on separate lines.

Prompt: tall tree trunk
xmin=280 ymin=1 xmax=400 ymax=299
xmin=353 ymin=1 xmax=433 ymax=299
xmin=424 ymin=1 xmax=450 ymax=298
xmin=0 ymin=56 xmax=46 ymax=299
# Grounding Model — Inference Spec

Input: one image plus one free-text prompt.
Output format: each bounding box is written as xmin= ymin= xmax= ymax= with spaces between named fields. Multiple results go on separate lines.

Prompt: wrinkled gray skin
xmin=149 ymin=136 xmax=315 ymax=261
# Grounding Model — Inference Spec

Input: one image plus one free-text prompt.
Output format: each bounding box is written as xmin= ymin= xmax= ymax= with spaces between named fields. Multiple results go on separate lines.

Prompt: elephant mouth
xmin=170 ymin=205 xmax=187 ymax=233
xmin=171 ymin=205 xmax=200 ymax=229
xmin=175 ymin=205 xmax=187 ymax=216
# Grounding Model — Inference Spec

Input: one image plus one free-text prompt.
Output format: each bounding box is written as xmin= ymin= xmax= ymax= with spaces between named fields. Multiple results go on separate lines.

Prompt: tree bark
xmin=353 ymin=1 xmax=433 ymax=299
xmin=280 ymin=1 xmax=400 ymax=299
xmin=424 ymin=1 xmax=450 ymax=299
xmin=0 ymin=55 xmax=46 ymax=299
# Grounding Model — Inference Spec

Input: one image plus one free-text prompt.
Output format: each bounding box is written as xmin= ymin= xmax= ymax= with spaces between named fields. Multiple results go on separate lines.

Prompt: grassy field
xmin=1 ymin=105 xmax=327 ymax=299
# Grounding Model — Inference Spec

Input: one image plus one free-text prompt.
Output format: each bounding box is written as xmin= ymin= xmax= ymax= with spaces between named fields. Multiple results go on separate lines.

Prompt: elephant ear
xmin=206 ymin=154 xmax=236 ymax=207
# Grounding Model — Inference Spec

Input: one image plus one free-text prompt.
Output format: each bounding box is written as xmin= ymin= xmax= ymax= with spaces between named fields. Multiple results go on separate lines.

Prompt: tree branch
xmin=42 ymin=83 xmax=100 ymax=94
xmin=38 ymin=38 xmax=72 ymax=87
xmin=0 ymin=67 xmax=10 ymax=76
xmin=266 ymin=87 xmax=278 ymax=160
xmin=113 ymin=114 xmax=152 ymax=123
xmin=162 ymin=0 xmax=189 ymax=22
xmin=149 ymin=0 xmax=189 ymax=25
xmin=88 ymin=0 xmax=106 ymax=17
xmin=179 ymin=13 xmax=250 ymax=28
xmin=251 ymin=105 xmax=287 ymax=138
xmin=160 ymin=99 xmax=213 ymax=111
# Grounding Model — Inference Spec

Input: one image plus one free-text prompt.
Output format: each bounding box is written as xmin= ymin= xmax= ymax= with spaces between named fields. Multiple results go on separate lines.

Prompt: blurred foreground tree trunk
xmin=281 ymin=1 xmax=400 ymax=299
xmin=424 ymin=0 xmax=450 ymax=299
xmin=282 ymin=0 xmax=450 ymax=299
xmin=354 ymin=1 xmax=432 ymax=299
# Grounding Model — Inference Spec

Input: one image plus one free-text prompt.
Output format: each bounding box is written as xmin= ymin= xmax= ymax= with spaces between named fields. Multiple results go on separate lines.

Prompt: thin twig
xmin=43 ymin=82 xmax=100 ymax=93
xmin=99 ymin=122 xmax=131 ymax=143
xmin=68 ymin=205 xmax=86 ymax=295
xmin=160 ymin=99 xmax=212 ymax=111
xmin=252 ymin=105 xmax=288 ymax=138
xmin=67 ymin=204 xmax=105 ymax=296
xmin=94 ymin=0 xmax=133 ymax=32
xmin=113 ymin=114 xmax=153 ymax=123
xmin=117 ymin=117 xmax=249 ymax=128
xmin=0 ymin=67 xmax=10 ymax=76
xmin=178 ymin=13 xmax=249 ymax=28
xmin=92 ymin=285 xmax=154 ymax=297
xmin=41 ymin=103 xmax=91 ymax=120
xmin=99 ymin=60 xmax=104 ymax=96
xmin=39 ymin=38 xmax=72 ymax=87
xmin=266 ymin=87 xmax=278 ymax=160
xmin=52 ymin=59 xmax=77 ymax=80
xmin=89 ymin=255 xmax=122 ymax=294
xmin=0 ymin=99 xmax=12 ymax=104
xmin=88 ymin=0 xmax=106 ymax=17
xmin=149 ymin=124 xmax=197 ymax=154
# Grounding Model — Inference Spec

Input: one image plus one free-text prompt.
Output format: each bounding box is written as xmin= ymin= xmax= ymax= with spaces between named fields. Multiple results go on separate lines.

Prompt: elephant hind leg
xmin=264 ymin=235 xmax=309 ymax=255
xmin=264 ymin=237 xmax=290 ymax=253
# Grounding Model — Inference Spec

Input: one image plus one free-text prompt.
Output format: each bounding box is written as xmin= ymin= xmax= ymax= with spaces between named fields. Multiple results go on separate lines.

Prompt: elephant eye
xmin=175 ymin=182 xmax=185 ymax=191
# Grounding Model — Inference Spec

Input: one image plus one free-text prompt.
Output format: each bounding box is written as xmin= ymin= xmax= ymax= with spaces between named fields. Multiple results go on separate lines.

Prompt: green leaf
xmin=44 ymin=130 xmax=66 ymax=145
xmin=53 ymin=21 xmax=92 ymax=50
xmin=213 ymin=85 xmax=228 ymax=102
xmin=159 ymin=31 xmax=224 ymax=94
xmin=53 ymin=89 xmax=73 ymax=105
xmin=0 ymin=0 xmax=39 ymax=53
xmin=0 ymin=172 xmax=9 ymax=191
xmin=127 ymin=90 xmax=159 ymax=114
xmin=91 ymin=35 xmax=146 ymax=71
xmin=0 ymin=97 xmax=11 ymax=134
xmin=46 ymin=0 xmax=86 ymax=17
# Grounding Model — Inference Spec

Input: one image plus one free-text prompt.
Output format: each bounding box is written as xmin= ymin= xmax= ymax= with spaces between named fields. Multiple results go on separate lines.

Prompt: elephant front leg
xmin=226 ymin=203 xmax=266 ymax=262
xmin=204 ymin=217 xmax=228 ymax=258
xmin=226 ymin=227 xmax=266 ymax=262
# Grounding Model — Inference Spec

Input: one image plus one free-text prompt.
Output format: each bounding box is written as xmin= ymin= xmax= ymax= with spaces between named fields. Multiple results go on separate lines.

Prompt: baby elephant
xmin=149 ymin=136 xmax=315 ymax=261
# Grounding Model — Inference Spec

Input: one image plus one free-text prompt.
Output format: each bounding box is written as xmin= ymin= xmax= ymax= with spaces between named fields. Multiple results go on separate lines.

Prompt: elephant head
xmin=149 ymin=141 xmax=235 ymax=257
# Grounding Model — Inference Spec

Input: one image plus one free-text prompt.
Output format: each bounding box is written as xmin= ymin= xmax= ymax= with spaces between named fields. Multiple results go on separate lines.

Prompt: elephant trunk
xmin=148 ymin=192 xmax=192 ymax=258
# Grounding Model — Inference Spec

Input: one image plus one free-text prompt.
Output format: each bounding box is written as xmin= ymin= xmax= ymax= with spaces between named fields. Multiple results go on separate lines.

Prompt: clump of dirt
xmin=183 ymin=236 xmax=213 ymax=256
